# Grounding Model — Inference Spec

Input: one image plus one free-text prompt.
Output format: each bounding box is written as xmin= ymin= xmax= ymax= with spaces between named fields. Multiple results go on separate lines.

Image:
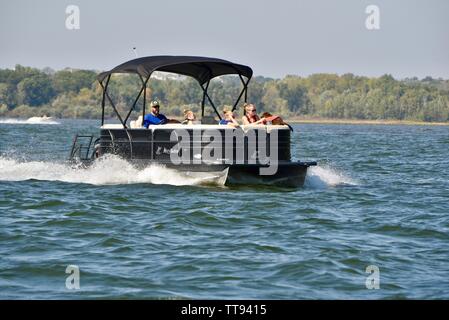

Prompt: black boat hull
xmin=75 ymin=158 xmax=314 ymax=187
xmin=70 ymin=126 xmax=316 ymax=187
xmin=227 ymin=162 xmax=311 ymax=187
xmin=160 ymin=161 xmax=314 ymax=187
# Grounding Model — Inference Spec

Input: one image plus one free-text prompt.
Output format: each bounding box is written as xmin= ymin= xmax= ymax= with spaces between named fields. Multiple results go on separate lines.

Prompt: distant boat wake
xmin=0 ymin=117 xmax=61 ymax=125
xmin=0 ymin=155 xmax=355 ymax=188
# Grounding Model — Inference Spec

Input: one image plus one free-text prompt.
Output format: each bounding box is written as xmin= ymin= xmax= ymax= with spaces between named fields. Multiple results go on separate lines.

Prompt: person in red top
xmin=241 ymin=103 xmax=266 ymax=125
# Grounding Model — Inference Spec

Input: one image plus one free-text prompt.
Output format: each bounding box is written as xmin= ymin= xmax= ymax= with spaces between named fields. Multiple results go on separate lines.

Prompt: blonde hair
xmin=243 ymin=103 xmax=255 ymax=114
xmin=183 ymin=109 xmax=195 ymax=121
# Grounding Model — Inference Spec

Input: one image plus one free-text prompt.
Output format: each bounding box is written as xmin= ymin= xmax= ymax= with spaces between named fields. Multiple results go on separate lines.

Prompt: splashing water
xmin=0 ymin=154 xmax=354 ymax=188
xmin=305 ymin=165 xmax=357 ymax=188
xmin=0 ymin=155 xmax=227 ymax=186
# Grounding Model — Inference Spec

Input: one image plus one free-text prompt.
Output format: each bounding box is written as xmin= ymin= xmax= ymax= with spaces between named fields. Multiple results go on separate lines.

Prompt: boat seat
xmin=201 ymin=116 xmax=217 ymax=124
xmin=130 ymin=115 xmax=143 ymax=128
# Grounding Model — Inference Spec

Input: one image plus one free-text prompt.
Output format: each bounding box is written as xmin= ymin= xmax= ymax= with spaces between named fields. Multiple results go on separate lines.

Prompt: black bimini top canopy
xmin=98 ymin=56 xmax=253 ymax=127
xmin=97 ymin=55 xmax=253 ymax=85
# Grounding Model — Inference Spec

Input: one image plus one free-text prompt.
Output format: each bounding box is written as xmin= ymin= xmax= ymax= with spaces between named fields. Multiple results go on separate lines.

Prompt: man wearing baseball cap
xmin=143 ymin=100 xmax=168 ymax=128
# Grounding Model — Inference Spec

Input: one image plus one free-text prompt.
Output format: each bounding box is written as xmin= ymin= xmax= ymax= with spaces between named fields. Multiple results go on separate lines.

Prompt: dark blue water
xmin=1 ymin=118 xmax=448 ymax=299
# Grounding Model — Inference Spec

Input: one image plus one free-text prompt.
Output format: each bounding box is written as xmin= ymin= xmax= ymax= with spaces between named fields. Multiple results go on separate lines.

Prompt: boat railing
xmin=100 ymin=129 xmax=136 ymax=159
xmin=97 ymin=126 xmax=292 ymax=163
xmin=69 ymin=134 xmax=98 ymax=161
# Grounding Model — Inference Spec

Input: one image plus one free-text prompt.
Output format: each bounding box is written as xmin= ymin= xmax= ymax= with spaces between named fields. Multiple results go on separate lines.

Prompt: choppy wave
xmin=305 ymin=165 xmax=358 ymax=188
xmin=0 ymin=155 xmax=227 ymax=186
xmin=3 ymin=122 xmax=448 ymax=299
xmin=0 ymin=117 xmax=60 ymax=125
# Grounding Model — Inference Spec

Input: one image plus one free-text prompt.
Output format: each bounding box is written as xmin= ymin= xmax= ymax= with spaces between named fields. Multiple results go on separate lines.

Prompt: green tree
xmin=277 ymin=76 xmax=311 ymax=114
xmin=0 ymin=83 xmax=17 ymax=107
xmin=52 ymin=69 xmax=97 ymax=95
xmin=17 ymin=74 xmax=55 ymax=106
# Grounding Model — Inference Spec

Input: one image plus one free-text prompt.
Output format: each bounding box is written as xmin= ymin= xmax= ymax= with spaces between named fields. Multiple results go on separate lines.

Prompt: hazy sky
xmin=1 ymin=0 xmax=448 ymax=79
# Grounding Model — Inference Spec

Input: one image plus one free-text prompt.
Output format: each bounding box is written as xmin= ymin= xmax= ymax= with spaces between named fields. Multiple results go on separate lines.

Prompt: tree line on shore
xmin=1 ymin=65 xmax=449 ymax=122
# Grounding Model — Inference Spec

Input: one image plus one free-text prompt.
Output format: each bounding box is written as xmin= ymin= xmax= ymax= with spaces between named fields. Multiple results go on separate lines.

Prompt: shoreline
xmin=2 ymin=115 xmax=449 ymax=126
xmin=286 ymin=117 xmax=449 ymax=126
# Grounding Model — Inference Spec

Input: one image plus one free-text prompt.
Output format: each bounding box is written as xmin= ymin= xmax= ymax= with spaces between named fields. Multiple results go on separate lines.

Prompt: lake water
xmin=1 ymin=119 xmax=448 ymax=299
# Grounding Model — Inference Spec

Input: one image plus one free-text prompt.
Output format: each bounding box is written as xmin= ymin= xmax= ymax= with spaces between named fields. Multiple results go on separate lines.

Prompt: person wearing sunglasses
xmin=241 ymin=103 xmax=266 ymax=125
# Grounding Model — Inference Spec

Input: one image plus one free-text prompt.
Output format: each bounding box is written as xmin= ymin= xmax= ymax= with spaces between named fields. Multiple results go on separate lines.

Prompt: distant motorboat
xmin=26 ymin=116 xmax=58 ymax=124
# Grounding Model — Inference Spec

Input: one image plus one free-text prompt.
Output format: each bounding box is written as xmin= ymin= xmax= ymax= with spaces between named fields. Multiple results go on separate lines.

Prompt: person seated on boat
xmin=261 ymin=112 xmax=283 ymax=125
xmin=182 ymin=109 xmax=196 ymax=125
xmin=219 ymin=107 xmax=240 ymax=127
xmin=261 ymin=111 xmax=294 ymax=131
xmin=242 ymin=103 xmax=266 ymax=125
xmin=143 ymin=100 xmax=169 ymax=128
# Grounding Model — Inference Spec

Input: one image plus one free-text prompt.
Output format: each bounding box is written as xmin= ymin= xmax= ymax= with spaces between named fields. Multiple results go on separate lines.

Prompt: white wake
xmin=305 ymin=165 xmax=357 ymax=188
xmin=0 ymin=155 xmax=227 ymax=186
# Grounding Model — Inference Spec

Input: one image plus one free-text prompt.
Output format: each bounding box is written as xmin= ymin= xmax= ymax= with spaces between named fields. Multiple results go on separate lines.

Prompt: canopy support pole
xmin=100 ymin=75 xmax=111 ymax=126
xmin=200 ymin=82 xmax=221 ymax=120
xmin=99 ymin=80 xmax=127 ymax=128
xmin=124 ymin=74 xmax=150 ymax=125
xmin=201 ymin=81 xmax=209 ymax=117
xmin=242 ymin=75 xmax=251 ymax=102
xmin=142 ymin=73 xmax=152 ymax=120
xmin=231 ymin=75 xmax=251 ymax=112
